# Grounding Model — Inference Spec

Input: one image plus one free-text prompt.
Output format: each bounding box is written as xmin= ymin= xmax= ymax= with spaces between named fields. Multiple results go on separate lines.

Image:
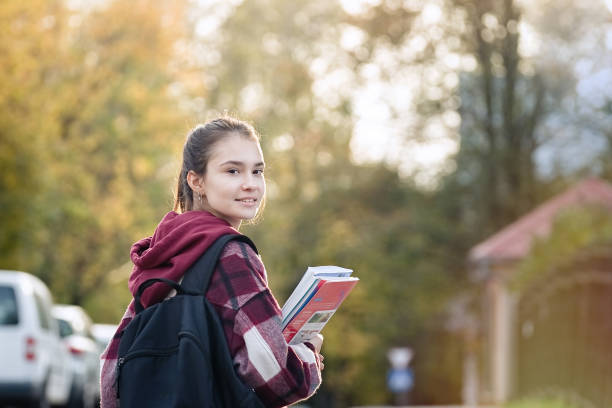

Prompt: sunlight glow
xmin=194 ymin=0 xmax=243 ymax=38
xmin=338 ymin=0 xmax=381 ymax=15
xmin=347 ymin=0 xmax=462 ymax=188
xmin=422 ymin=3 xmax=442 ymax=25
xmin=398 ymin=137 xmax=459 ymax=187
xmin=517 ymin=21 xmax=541 ymax=58
xmin=340 ymin=25 xmax=367 ymax=52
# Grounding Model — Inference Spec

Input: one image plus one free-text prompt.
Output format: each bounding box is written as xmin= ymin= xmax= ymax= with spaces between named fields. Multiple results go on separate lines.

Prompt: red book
xmin=282 ymin=277 xmax=358 ymax=344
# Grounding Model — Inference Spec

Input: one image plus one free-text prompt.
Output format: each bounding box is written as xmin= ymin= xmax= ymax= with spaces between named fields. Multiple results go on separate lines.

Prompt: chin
xmin=240 ymin=213 xmax=257 ymax=222
xmin=227 ymin=213 xmax=256 ymax=226
xmin=238 ymin=208 xmax=259 ymax=219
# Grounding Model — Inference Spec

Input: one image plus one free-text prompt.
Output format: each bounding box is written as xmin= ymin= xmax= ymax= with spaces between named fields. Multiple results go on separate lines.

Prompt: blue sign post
xmin=387 ymin=367 xmax=414 ymax=393
xmin=387 ymin=347 xmax=414 ymax=405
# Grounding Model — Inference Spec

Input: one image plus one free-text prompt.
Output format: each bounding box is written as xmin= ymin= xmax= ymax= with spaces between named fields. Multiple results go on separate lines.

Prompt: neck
xmin=192 ymin=206 xmax=240 ymax=230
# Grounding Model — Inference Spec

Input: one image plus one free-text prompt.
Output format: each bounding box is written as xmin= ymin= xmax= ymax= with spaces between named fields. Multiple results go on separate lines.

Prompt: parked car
xmin=52 ymin=305 xmax=101 ymax=408
xmin=91 ymin=323 xmax=116 ymax=352
xmin=0 ymin=270 xmax=72 ymax=408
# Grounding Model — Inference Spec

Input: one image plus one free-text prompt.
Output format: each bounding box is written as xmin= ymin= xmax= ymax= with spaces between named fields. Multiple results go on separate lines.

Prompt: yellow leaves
xmin=1 ymin=0 xmax=193 ymax=307
xmin=131 ymin=156 xmax=153 ymax=182
xmin=97 ymin=195 xmax=133 ymax=232
xmin=0 ymin=166 xmax=20 ymax=190
xmin=83 ymin=0 xmax=188 ymax=70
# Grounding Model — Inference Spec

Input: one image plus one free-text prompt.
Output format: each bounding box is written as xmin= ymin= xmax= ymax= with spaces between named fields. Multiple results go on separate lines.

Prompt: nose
xmin=241 ymin=174 xmax=257 ymax=190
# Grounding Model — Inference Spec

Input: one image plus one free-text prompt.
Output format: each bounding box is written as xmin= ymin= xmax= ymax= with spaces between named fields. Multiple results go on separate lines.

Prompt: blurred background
xmin=1 ymin=0 xmax=612 ymax=407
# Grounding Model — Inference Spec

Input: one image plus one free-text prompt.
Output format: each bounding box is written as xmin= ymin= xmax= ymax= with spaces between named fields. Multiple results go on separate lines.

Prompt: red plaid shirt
xmin=100 ymin=240 xmax=321 ymax=408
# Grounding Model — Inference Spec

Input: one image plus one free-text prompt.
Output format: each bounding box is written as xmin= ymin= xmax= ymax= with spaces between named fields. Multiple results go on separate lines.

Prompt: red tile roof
xmin=469 ymin=177 xmax=612 ymax=263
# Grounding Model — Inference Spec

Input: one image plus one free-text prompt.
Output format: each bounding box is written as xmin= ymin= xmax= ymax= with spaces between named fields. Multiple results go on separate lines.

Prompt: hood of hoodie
xmin=128 ymin=211 xmax=238 ymax=308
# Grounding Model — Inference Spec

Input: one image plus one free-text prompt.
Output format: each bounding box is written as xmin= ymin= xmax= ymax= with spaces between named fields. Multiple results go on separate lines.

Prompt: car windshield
xmin=0 ymin=286 xmax=19 ymax=325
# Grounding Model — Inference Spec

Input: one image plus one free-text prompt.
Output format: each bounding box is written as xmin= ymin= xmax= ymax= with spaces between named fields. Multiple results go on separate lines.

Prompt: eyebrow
xmin=219 ymin=160 xmax=265 ymax=167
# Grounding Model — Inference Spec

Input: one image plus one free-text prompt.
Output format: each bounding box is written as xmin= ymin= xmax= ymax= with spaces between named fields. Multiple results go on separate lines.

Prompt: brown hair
xmin=173 ymin=117 xmax=261 ymax=214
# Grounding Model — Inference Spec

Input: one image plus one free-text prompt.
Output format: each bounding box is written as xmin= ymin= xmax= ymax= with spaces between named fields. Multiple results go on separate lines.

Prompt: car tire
xmin=63 ymin=382 xmax=84 ymax=408
xmin=27 ymin=377 xmax=50 ymax=408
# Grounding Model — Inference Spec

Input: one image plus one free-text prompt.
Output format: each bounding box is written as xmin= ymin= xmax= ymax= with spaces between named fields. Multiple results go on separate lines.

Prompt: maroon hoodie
xmin=128 ymin=210 xmax=238 ymax=307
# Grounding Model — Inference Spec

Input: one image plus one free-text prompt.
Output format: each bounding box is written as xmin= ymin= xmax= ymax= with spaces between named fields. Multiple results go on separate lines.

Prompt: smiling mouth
xmin=236 ymin=198 xmax=257 ymax=203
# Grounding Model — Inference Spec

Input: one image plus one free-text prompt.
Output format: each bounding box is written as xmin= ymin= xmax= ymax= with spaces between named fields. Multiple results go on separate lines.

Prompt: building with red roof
xmin=470 ymin=177 xmax=612 ymax=265
xmin=466 ymin=177 xmax=612 ymax=405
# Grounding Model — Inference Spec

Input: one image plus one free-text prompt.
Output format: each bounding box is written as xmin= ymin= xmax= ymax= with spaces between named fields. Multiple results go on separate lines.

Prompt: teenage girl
xmin=100 ymin=117 xmax=323 ymax=407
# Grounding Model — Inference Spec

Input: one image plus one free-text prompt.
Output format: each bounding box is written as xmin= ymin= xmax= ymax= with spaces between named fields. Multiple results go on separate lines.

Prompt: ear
xmin=186 ymin=170 xmax=205 ymax=193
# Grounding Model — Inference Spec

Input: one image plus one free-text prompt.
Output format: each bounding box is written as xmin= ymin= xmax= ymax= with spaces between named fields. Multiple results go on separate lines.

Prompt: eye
xmin=227 ymin=169 xmax=239 ymax=174
xmin=253 ymin=169 xmax=264 ymax=175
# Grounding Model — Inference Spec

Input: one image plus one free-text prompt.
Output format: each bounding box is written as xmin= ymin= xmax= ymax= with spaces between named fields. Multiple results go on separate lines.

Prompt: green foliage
xmin=511 ymin=207 xmax=612 ymax=293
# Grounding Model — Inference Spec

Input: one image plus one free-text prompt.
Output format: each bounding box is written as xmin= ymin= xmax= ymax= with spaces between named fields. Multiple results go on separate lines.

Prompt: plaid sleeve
xmin=207 ymin=241 xmax=322 ymax=408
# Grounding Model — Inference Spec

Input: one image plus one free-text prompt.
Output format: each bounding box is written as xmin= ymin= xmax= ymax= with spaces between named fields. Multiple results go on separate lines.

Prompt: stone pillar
xmin=490 ymin=271 xmax=517 ymax=404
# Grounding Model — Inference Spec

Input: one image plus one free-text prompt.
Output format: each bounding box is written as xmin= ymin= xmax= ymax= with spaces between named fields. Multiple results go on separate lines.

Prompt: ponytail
xmin=173 ymin=164 xmax=190 ymax=213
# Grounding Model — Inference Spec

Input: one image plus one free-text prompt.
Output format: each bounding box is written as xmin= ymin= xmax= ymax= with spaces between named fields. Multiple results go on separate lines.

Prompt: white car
xmin=0 ymin=270 xmax=72 ymax=408
xmin=91 ymin=323 xmax=117 ymax=353
xmin=52 ymin=305 xmax=101 ymax=408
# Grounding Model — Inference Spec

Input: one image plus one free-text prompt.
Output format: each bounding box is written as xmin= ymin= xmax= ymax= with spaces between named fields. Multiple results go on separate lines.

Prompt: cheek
xmin=205 ymin=179 xmax=231 ymax=200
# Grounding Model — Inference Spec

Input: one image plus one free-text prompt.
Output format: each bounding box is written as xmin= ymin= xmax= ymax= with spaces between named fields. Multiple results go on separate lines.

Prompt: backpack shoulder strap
xmin=180 ymin=234 xmax=258 ymax=294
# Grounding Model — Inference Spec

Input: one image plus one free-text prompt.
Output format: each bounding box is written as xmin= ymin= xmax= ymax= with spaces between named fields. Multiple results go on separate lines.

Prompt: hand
xmin=308 ymin=333 xmax=324 ymax=353
xmin=318 ymin=353 xmax=324 ymax=371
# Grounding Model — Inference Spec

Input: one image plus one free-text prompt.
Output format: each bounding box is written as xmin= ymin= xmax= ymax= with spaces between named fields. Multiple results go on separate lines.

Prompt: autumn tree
xmin=0 ymin=0 xmax=192 ymax=308
xmin=0 ymin=0 xmax=67 ymax=271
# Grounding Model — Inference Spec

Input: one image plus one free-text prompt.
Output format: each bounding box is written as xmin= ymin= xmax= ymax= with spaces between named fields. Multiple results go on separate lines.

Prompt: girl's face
xmin=200 ymin=133 xmax=265 ymax=228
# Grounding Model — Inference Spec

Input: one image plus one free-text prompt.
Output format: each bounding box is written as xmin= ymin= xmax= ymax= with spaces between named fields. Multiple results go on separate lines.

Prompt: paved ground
xmin=351 ymin=405 xmax=499 ymax=408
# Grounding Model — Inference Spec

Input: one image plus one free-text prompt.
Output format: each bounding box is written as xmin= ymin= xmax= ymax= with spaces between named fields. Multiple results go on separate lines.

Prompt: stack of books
xmin=281 ymin=266 xmax=359 ymax=344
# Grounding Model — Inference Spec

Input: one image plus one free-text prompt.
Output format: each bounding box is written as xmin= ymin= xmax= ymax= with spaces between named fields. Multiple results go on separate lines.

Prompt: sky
xmin=337 ymin=0 xmax=464 ymax=187
xmin=339 ymin=0 xmax=612 ymax=186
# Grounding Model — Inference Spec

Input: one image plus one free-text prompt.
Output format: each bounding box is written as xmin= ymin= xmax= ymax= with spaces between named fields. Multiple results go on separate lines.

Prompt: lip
xmin=235 ymin=197 xmax=259 ymax=206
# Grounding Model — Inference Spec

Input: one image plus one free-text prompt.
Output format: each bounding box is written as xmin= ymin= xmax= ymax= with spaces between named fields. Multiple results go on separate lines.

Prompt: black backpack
xmin=116 ymin=234 xmax=266 ymax=408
